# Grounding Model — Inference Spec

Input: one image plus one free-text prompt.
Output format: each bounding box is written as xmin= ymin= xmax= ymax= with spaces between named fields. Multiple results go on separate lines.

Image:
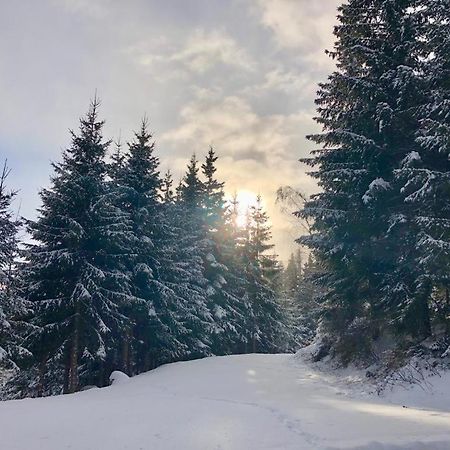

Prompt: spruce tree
xmin=110 ymin=120 xmax=189 ymax=371
xmin=0 ymin=163 xmax=30 ymax=372
xmin=299 ymin=0 xmax=432 ymax=361
xmin=292 ymin=253 xmax=321 ymax=348
xmin=22 ymin=100 xmax=135 ymax=395
xmin=170 ymin=154 xmax=214 ymax=357
xmin=393 ymin=1 xmax=450 ymax=337
xmin=161 ymin=170 xmax=174 ymax=204
xmin=108 ymin=138 xmax=127 ymax=185
xmin=282 ymin=251 xmax=301 ymax=350
xmin=284 ymin=252 xmax=300 ymax=297
xmin=220 ymin=194 xmax=253 ymax=354
xmin=201 ymin=149 xmax=246 ymax=355
xmin=243 ymin=195 xmax=285 ymax=353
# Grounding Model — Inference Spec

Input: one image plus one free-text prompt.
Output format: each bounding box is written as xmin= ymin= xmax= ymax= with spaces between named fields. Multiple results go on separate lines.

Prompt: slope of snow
xmin=0 ymin=354 xmax=449 ymax=450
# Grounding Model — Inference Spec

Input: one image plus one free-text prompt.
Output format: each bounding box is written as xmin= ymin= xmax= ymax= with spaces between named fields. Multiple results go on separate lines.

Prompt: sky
xmin=0 ymin=0 xmax=341 ymax=261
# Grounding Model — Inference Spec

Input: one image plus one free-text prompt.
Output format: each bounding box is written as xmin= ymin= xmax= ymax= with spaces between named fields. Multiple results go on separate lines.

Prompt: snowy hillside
xmin=1 ymin=354 xmax=449 ymax=450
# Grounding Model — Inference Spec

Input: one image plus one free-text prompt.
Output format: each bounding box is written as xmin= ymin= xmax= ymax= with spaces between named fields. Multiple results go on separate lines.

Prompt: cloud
xmin=171 ymin=29 xmax=255 ymax=73
xmin=263 ymin=68 xmax=312 ymax=92
xmin=52 ymin=0 xmax=112 ymax=17
xmin=161 ymin=93 xmax=304 ymax=162
xmin=160 ymin=90 xmax=318 ymax=260
xmin=243 ymin=66 xmax=316 ymax=100
xmin=1 ymin=0 xmax=340 ymax=261
xmin=255 ymin=0 xmax=341 ymax=55
xmin=126 ymin=29 xmax=254 ymax=76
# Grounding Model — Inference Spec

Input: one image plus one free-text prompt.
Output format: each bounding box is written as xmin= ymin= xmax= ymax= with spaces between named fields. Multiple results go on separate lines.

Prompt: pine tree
xmin=299 ymin=0 xmax=429 ymax=362
xmin=22 ymin=99 xmax=135 ymax=395
xmin=110 ymin=119 xmax=191 ymax=371
xmin=201 ymin=149 xmax=246 ymax=355
xmin=293 ymin=253 xmax=321 ymax=348
xmin=284 ymin=252 xmax=300 ymax=297
xmin=161 ymin=170 xmax=174 ymax=204
xmin=220 ymin=194 xmax=252 ymax=353
xmin=169 ymin=154 xmax=214 ymax=357
xmin=202 ymin=148 xmax=224 ymax=228
xmin=392 ymin=2 xmax=450 ymax=337
xmin=282 ymin=251 xmax=300 ymax=349
xmin=0 ymin=163 xmax=30 ymax=373
xmin=108 ymin=138 xmax=126 ymax=181
xmin=243 ymin=195 xmax=285 ymax=353
xmin=181 ymin=154 xmax=204 ymax=208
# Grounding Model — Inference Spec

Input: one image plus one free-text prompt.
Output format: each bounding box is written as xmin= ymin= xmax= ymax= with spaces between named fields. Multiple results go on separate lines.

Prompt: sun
xmin=233 ymin=190 xmax=258 ymax=228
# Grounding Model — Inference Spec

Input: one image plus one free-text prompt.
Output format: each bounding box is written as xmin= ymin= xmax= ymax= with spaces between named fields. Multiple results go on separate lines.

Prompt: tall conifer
xmin=23 ymin=100 xmax=134 ymax=394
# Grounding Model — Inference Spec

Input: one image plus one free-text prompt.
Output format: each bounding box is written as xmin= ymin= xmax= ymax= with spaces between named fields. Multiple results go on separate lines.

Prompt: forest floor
xmin=0 ymin=353 xmax=449 ymax=449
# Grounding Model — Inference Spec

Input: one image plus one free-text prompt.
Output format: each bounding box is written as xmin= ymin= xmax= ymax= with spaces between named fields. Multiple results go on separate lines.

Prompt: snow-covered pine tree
xmin=243 ymin=195 xmax=286 ymax=353
xmin=201 ymin=149 xmax=247 ymax=355
xmin=292 ymin=253 xmax=321 ymax=349
xmin=284 ymin=251 xmax=301 ymax=298
xmin=167 ymin=154 xmax=214 ymax=358
xmin=219 ymin=194 xmax=253 ymax=354
xmin=152 ymin=171 xmax=209 ymax=363
xmin=299 ymin=0 xmax=428 ymax=362
xmin=202 ymin=148 xmax=224 ymax=230
xmin=108 ymin=137 xmax=126 ymax=181
xmin=161 ymin=170 xmax=174 ymax=204
xmin=282 ymin=250 xmax=303 ymax=350
xmin=0 ymin=163 xmax=30 ymax=373
xmin=181 ymin=154 xmax=204 ymax=208
xmin=22 ymin=100 xmax=135 ymax=395
xmin=110 ymin=120 xmax=189 ymax=372
xmin=392 ymin=1 xmax=450 ymax=338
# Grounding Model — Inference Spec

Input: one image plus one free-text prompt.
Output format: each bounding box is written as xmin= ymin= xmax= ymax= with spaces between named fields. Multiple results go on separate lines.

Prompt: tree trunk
xmin=98 ymin=361 xmax=105 ymax=387
xmin=421 ymin=295 xmax=432 ymax=339
xmin=37 ymin=357 xmax=46 ymax=397
xmin=416 ymin=280 xmax=432 ymax=339
xmin=63 ymin=356 xmax=71 ymax=394
xmin=445 ymin=287 xmax=450 ymax=334
xmin=122 ymin=328 xmax=131 ymax=375
xmin=68 ymin=313 xmax=79 ymax=393
xmin=144 ymin=352 xmax=151 ymax=373
xmin=252 ymin=318 xmax=257 ymax=353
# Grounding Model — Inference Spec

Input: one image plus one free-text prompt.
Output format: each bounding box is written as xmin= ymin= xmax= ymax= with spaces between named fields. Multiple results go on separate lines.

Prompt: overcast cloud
xmin=0 ymin=0 xmax=341 ymax=260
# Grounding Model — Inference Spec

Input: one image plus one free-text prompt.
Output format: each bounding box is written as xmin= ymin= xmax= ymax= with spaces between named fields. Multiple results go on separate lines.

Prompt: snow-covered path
xmin=1 ymin=354 xmax=449 ymax=450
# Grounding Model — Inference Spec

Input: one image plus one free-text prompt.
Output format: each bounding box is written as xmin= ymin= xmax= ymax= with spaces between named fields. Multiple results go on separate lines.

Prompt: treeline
xmin=299 ymin=0 xmax=450 ymax=366
xmin=283 ymin=250 xmax=321 ymax=349
xmin=0 ymin=102 xmax=313 ymax=398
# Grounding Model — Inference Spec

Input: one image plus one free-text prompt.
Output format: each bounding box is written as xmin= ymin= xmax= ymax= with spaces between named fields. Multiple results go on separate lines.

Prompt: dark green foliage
xmin=396 ymin=1 xmax=450 ymax=337
xmin=283 ymin=251 xmax=320 ymax=349
xmin=242 ymin=196 xmax=286 ymax=353
xmin=109 ymin=119 xmax=172 ymax=373
xmin=199 ymin=149 xmax=245 ymax=354
xmin=2 ymin=102 xmax=290 ymax=399
xmin=299 ymin=0 xmax=450 ymax=363
xmin=20 ymin=100 xmax=136 ymax=395
xmin=0 ymin=163 xmax=31 ymax=373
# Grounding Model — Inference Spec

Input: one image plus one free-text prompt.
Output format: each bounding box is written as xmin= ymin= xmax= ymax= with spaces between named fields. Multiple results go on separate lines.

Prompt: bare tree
xmin=276 ymin=186 xmax=312 ymax=236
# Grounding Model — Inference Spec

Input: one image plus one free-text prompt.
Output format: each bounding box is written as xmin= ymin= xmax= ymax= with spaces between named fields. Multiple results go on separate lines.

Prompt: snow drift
xmin=0 ymin=354 xmax=449 ymax=449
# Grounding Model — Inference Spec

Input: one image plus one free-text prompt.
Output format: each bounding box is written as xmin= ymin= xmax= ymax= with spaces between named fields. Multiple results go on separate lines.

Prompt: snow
xmin=109 ymin=371 xmax=130 ymax=385
xmin=206 ymin=285 xmax=216 ymax=296
xmin=401 ymin=151 xmax=421 ymax=167
xmin=362 ymin=178 xmax=391 ymax=204
xmin=206 ymin=253 xmax=216 ymax=263
xmin=0 ymin=354 xmax=449 ymax=450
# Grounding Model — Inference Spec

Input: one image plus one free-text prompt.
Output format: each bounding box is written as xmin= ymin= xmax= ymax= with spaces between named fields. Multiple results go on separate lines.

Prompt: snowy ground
xmin=0 ymin=354 xmax=449 ymax=450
